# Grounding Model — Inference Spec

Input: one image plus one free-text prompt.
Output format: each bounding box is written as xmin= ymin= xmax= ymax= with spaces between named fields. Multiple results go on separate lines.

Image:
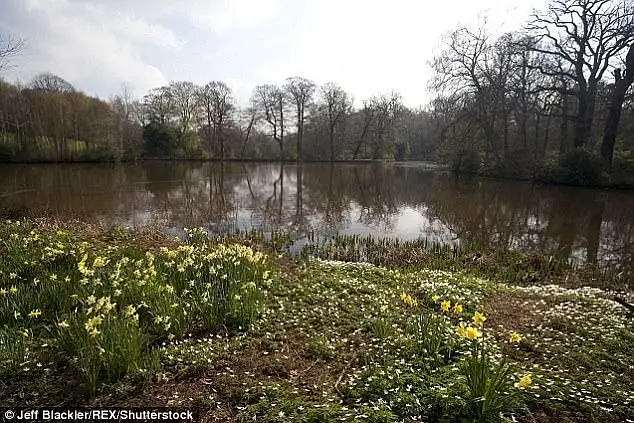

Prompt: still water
xmin=1 ymin=162 xmax=633 ymax=273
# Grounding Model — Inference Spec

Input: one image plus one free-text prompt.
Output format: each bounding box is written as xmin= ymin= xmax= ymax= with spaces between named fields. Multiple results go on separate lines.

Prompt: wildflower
xmin=465 ymin=326 xmax=481 ymax=340
xmin=86 ymin=295 xmax=96 ymax=305
xmin=49 ymin=273 xmax=57 ymax=281
xmin=509 ymin=331 xmax=521 ymax=344
xmin=10 ymin=286 xmax=17 ymax=294
xmin=58 ymin=320 xmax=70 ymax=328
xmin=431 ymin=294 xmax=440 ymax=303
xmin=9 ymin=272 xmax=17 ymax=279
xmin=456 ymin=323 xmax=466 ymax=337
xmin=93 ymin=257 xmax=107 ymax=268
xmin=472 ymin=311 xmax=487 ymax=326
xmin=0 ymin=288 xmax=7 ymax=296
xmin=88 ymin=327 xmax=100 ymax=337
xmin=28 ymin=309 xmax=42 ymax=319
xmin=515 ymin=375 xmax=532 ymax=389
xmin=400 ymin=292 xmax=418 ymax=307
xmin=453 ymin=303 xmax=463 ymax=314
xmin=441 ymin=300 xmax=451 ymax=312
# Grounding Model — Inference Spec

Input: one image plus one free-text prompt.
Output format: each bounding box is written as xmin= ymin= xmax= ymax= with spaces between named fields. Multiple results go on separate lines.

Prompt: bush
xmin=451 ymin=149 xmax=481 ymax=174
xmin=535 ymin=149 xmax=606 ymax=186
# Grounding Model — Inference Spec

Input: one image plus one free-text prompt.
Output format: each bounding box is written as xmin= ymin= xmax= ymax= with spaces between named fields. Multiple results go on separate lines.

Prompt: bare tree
xmin=30 ymin=72 xmax=75 ymax=93
xmin=352 ymin=100 xmax=376 ymax=159
xmin=142 ymin=86 xmax=173 ymax=125
xmin=236 ymin=99 xmax=259 ymax=155
xmin=527 ymin=0 xmax=634 ymax=148
xmin=199 ymin=81 xmax=234 ymax=158
xmin=601 ymin=43 xmax=634 ymax=165
xmin=285 ymin=77 xmax=316 ymax=160
xmin=253 ymin=84 xmax=286 ymax=158
xmin=0 ymin=32 xmax=23 ymax=72
xmin=371 ymin=92 xmax=404 ymax=159
xmin=320 ymin=82 xmax=352 ymax=161
xmin=168 ymin=81 xmax=200 ymax=140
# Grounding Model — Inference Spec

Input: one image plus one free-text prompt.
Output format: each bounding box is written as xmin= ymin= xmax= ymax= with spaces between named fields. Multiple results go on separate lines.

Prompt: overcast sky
xmin=0 ymin=0 xmax=546 ymax=108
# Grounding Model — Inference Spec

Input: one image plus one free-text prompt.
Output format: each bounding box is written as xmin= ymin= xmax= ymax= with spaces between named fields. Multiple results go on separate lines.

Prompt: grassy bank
xmin=1 ymin=220 xmax=633 ymax=422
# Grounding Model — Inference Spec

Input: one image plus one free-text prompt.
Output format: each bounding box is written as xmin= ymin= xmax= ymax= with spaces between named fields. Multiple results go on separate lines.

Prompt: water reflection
xmin=1 ymin=162 xmax=633 ymax=273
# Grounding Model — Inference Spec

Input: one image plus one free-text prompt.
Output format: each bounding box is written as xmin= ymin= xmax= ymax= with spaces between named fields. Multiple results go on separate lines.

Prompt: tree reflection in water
xmin=1 ymin=162 xmax=633 ymax=274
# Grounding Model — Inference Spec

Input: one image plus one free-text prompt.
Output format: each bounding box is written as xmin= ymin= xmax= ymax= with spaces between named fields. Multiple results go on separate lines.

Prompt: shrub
xmin=451 ymin=149 xmax=481 ymax=174
xmin=536 ymin=149 xmax=607 ymax=186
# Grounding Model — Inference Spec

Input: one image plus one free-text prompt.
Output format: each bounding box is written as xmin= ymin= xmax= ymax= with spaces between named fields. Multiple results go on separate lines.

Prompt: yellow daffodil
xmin=514 ymin=375 xmax=532 ymax=388
xmin=58 ymin=320 xmax=70 ymax=328
xmin=9 ymin=286 xmax=17 ymax=294
xmin=509 ymin=331 xmax=521 ymax=344
xmin=0 ymin=288 xmax=7 ymax=296
xmin=465 ymin=326 xmax=481 ymax=340
xmin=431 ymin=294 xmax=440 ymax=303
xmin=400 ymin=292 xmax=418 ymax=307
xmin=472 ymin=311 xmax=487 ymax=326
xmin=28 ymin=309 xmax=42 ymax=319
xmin=88 ymin=327 xmax=100 ymax=337
xmin=441 ymin=300 xmax=451 ymax=312
xmin=453 ymin=303 xmax=463 ymax=314
xmin=456 ymin=323 xmax=466 ymax=337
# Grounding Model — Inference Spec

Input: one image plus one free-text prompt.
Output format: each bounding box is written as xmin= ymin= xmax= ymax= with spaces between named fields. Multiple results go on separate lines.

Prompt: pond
xmin=1 ymin=161 xmax=633 ymax=274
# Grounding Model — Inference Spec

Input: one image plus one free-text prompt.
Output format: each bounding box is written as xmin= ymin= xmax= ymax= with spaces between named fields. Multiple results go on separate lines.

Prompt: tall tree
xmin=168 ymin=81 xmax=200 ymax=140
xmin=527 ymin=0 xmax=634 ymax=148
xmin=285 ymin=77 xmax=316 ymax=160
xmin=320 ymin=82 xmax=352 ymax=161
xmin=199 ymin=81 xmax=234 ymax=158
xmin=143 ymin=87 xmax=173 ymax=125
xmin=601 ymin=43 xmax=634 ymax=165
xmin=254 ymin=84 xmax=286 ymax=158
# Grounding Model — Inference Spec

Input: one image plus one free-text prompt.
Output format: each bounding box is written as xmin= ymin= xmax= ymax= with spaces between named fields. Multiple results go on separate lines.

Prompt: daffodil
xmin=465 ymin=326 xmax=481 ymax=340
xmin=28 ymin=309 xmax=42 ymax=319
xmin=472 ymin=311 xmax=487 ymax=326
xmin=441 ymin=300 xmax=451 ymax=312
xmin=58 ymin=320 xmax=70 ymax=328
xmin=0 ymin=288 xmax=7 ymax=296
xmin=509 ymin=331 xmax=521 ymax=343
xmin=514 ymin=375 xmax=532 ymax=388
xmin=431 ymin=294 xmax=440 ymax=303
xmin=9 ymin=286 xmax=17 ymax=294
xmin=453 ymin=303 xmax=463 ymax=314
xmin=400 ymin=292 xmax=418 ymax=307
xmin=456 ymin=323 xmax=466 ymax=337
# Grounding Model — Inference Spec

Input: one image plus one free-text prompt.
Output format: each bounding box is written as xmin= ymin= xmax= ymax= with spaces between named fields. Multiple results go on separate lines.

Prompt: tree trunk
xmin=601 ymin=44 xmax=634 ymax=166
xmin=559 ymin=92 xmax=569 ymax=156
xmin=330 ymin=124 xmax=335 ymax=161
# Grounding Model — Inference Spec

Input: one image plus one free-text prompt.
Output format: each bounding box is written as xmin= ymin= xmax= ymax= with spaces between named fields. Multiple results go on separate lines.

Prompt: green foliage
xmin=0 ymin=327 xmax=30 ymax=377
xmin=142 ymin=122 xmax=179 ymax=157
xmin=412 ymin=313 xmax=451 ymax=361
xmin=461 ymin=342 xmax=519 ymax=422
xmin=536 ymin=149 xmax=607 ymax=186
xmin=0 ymin=220 xmax=269 ymax=396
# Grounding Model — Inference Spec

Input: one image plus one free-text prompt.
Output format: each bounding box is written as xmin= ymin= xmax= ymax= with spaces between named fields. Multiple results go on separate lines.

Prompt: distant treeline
xmin=0 ymin=74 xmax=438 ymax=163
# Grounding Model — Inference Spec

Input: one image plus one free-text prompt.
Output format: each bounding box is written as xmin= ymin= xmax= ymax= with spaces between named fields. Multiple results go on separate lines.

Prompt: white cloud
xmin=2 ymin=0 xmax=548 ymax=105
